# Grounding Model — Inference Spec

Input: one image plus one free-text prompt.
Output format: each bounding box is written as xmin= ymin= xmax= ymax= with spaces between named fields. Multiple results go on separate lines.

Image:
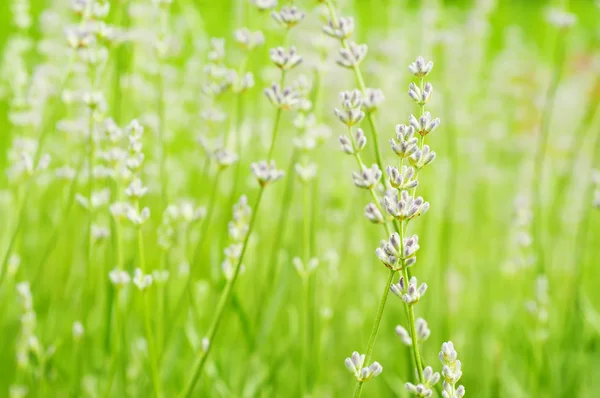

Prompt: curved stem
xmin=179 ymin=187 xmax=265 ymax=398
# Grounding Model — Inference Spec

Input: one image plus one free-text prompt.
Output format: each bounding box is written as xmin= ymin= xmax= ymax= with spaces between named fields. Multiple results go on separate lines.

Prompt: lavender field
xmin=0 ymin=0 xmax=599 ymax=397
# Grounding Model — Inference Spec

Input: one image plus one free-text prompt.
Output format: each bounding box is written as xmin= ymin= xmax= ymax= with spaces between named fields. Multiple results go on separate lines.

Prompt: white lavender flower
xmin=109 ymin=268 xmax=131 ymax=286
xmin=409 ymin=145 xmax=436 ymax=170
xmin=339 ymin=128 xmax=366 ymax=155
xmin=251 ymin=160 xmax=285 ymax=186
xmin=336 ymin=41 xmax=367 ymax=68
xmin=322 ymin=16 xmax=355 ymax=39
xmin=269 ymin=46 xmax=302 ymax=70
xmin=408 ymin=56 xmax=433 ymax=77
xmin=375 ymin=232 xmax=402 ymax=269
xmin=214 ymin=149 xmax=238 ymax=169
xmin=344 ymin=351 xmax=383 ymax=382
xmin=251 ymin=0 xmax=277 ymax=11
xmin=234 ymin=27 xmax=265 ymax=50
xmin=387 ymin=165 xmax=418 ymax=190
xmin=364 ymin=203 xmax=384 ymax=224
xmin=546 ymin=8 xmax=577 ymax=28
xmin=390 ymin=124 xmax=418 ymax=158
xmin=383 ymin=190 xmax=430 ymax=221
xmin=72 ymin=321 xmax=85 ymax=341
xmin=395 ymin=317 xmax=430 ymax=346
xmin=125 ymin=178 xmax=148 ymax=199
xmin=352 ymin=164 xmax=382 ymax=189
xmin=405 ymin=366 xmax=440 ymax=397
xmin=295 ymin=162 xmax=317 ymax=182
xmin=264 ymin=83 xmax=300 ymax=110
xmin=408 ymin=82 xmax=433 ymax=106
xmin=126 ymin=206 xmax=151 ymax=226
xmin=334 ymin=90 xmax=364 ymax=127
xmin=439 ymin=341 xmax=465 ymax=397
xmin=362 ymin=88 xmax=385 ymax=112
xmin=271 ymin=6 xmax=305 ymax=28
xmin=409 ymin=112 xmax=440 ymax=137
xmin=391 ymin=276 xmax=427 ymax=305
xmin=133 ymin=268 xmax=153 ymax=291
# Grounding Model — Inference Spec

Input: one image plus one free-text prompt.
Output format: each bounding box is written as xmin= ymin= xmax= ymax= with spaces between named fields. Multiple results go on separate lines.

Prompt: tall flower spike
xmin=344 ymin=351 xmax=383 ymax=382
xmin=264 ymin=83 xmax=300 ymax=110
xmin=352 ymin=164 xmax=382 ymax=189
xmin=271 ymin=6 xmax=305 ymax=28
xmin=439 ymin=341 xmax=465 ymax=398
xmin=409 ymin=112 xmax=440 ymax=137
xmin=336 ymin=41 xmax=368 ymax=68
xmin=251 ymin=160 xmax=285 ymax=186
xmin=408 ymin=56 xmax=433 ymax=77
xmin=390 ymin=124 xmax=418 ymax=158
xmin=322 ymin=16 xmax=355 ymax=39
xmin=269 ymin=46 xmax=303 ymax=70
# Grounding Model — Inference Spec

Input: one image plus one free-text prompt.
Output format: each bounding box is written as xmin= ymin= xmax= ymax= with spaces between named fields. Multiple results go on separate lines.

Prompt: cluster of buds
xmin=344 ymin=352 xmax=383 ymax=382
xmin=352 ymin=164 xmax=382 ymax=190
xmin=390 ymin=276 xmax=428 ymax=305
xmin=387 ymin=165 xmax=418 ymax=190
xmin=269 ymin=46 xmax=303 ymax=70
xmin=390 ymin=124 xmax=419 ymax=159
xmin=109 ymin=268 xmax=131 ymax=287
xmin=251 ymin=160 xmax=285 ymax=187
xmin=322 ymin=16 xmax=355 ymax=39
xmin=336 ymin=41 xmax=368 ymax=69
xmin=15 ymin=282 xmax=54 ymax=374
xmin=375 ymin=233 xmax=420 ymax=270
xmin=271 ymin=6 xmax=305 ymax=29
xmin=362 ymin=88 xmax=385 ymax=112
xmin=439 ymin=342 xmax=465 ymax=398
xmin=221 ymin=196 xmax=252 ymax=279
xmin=250 ymin=0 xmax=277 ymax=12
xmin=234 ymin=28 xmax=265 ymax=51
xmin=334 ymin=90 xmax=365 ymax=127
xmin=5 ymin=138 xmax=51 ymax=182
xmin=264 ymin=83 xmax=301 ymax=110
xmin=339 ymin=128 xmax=366 ymax=155
xmin=157 ymin=202 xmax=206 ymax=250
xmin=409 ymin=112 xmax=440 ymax=138
xmin=395 ymin=317 xmax=430 ymax=346
xmin=133 ymin=268 xmax=153 ymax=291
xmin=405 ymin=366 xmax=441 ymax=397
xmin=383 ymin=190 xmax=430 ymax=221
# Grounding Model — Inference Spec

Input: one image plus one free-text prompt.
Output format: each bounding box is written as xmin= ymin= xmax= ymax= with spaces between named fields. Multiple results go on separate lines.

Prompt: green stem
xmin=179 ymin=187 xmax=265 ymax=398
xmin=353 ymin=268 xmax=396 ymax=397
xmin=138 ymin=228 xmax=163 ymax=398
xmin=532 ymin=31 xmax=566 ymax=275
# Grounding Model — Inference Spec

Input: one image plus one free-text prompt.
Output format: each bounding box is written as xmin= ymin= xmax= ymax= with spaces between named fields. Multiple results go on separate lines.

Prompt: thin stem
xmin=179 ymin=187 xmax=265 ymax=398
xmin=300 ymin=180 xmax=311 ymax=395
xmin=532 ymin=32 xmax=566 ymax=275
xmin=267 ymin=109 xmax=283 ymax=161
xmin=353 ymin=268 xmax=396 ymax=397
